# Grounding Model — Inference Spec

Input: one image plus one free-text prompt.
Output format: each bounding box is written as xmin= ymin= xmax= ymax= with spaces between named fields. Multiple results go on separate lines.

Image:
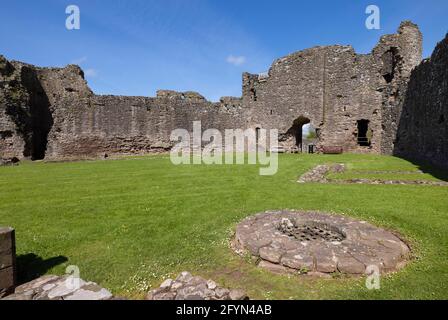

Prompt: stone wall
xmin=1 ymin=21 xmax=442 ymax=162
xmin=0 ymin=227 xmax=16 ymax=298
xmin=44 ymin=91 xmax=244 ymax=160
xmin=0 ymin=56 xmax=30 ymax=160
xmin=1 ymin=57 xmax=244 ymax=160
xmin=394 ymin=34 xmax=448 ymax=170
xmin=241 ymin=21 xmax=422 ymax=154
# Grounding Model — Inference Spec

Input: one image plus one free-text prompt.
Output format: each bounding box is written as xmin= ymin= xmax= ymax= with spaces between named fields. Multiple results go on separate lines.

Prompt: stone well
xmin=233 ymin=211 xmax=410 ymax=275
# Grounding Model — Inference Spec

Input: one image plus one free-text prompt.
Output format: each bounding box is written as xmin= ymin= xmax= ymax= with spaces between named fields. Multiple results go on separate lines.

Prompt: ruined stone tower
xmin=241 ymin=21 xmax=422 ymax=154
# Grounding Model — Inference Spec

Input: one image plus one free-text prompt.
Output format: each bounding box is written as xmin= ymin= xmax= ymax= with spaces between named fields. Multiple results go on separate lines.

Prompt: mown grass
xmin=327 ymin=157 xmax=444 ymax=181
xmin=0 ymin=154 xmax=447 ymax=299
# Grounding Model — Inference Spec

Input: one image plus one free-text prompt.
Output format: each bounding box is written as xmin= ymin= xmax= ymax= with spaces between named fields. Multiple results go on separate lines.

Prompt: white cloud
xmin=84 ymin=69 xmax=98 ymax=78
xmin=226 ymin=55 xmax=246 ymax=66
xmin=70 ymin=56 xmax=87 ymax=65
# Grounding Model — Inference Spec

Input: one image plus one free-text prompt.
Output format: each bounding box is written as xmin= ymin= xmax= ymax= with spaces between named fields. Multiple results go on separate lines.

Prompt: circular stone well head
xmin=233 ymin=211 xmax=410 ymax=276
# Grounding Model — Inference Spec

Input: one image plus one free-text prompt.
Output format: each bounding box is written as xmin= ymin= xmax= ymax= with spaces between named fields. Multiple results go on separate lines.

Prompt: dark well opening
xmin=357 ymin=119 xmax=372 ymax=147
xmin=278 ymin=219 xmax=346 ymax=242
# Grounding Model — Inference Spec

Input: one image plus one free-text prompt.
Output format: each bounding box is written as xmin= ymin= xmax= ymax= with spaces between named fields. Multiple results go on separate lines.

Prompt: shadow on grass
xmin=393 ymin=154 xmax=448 ymax=182
xmin=16 ymin=253 xmax=68 ymax=285
xmin=416 ymin=163 xmax=448 ymax=182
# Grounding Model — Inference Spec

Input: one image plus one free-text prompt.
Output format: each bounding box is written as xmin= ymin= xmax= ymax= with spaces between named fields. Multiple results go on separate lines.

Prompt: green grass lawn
xmin=327 ymin=160 xmax=442 ymax=181
xmin=1 ymin=154 xmax=447 ymax=299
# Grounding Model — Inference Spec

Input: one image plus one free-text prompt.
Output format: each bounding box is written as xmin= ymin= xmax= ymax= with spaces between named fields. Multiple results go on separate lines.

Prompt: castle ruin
xmin=1 ymin=21 xmax=447 ymax=169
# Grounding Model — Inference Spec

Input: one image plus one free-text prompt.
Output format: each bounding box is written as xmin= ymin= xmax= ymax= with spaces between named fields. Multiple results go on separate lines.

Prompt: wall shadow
xmin=393 ymin=34 xmax=448 ymax=176
xmin=20 ymin=66 xmax=53 ymax=160
xmin=16 ymin=253 xmax=68 ymax=285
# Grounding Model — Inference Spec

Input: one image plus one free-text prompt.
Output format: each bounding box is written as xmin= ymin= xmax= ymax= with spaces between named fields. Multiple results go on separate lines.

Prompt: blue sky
xmin=1 ymin=0 xmax=447 ymax=101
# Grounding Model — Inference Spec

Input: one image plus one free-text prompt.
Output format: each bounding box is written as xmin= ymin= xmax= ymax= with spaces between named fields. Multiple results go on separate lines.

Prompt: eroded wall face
xmin=0 ymin=57 xmax=31 ymax=159
xmin=394 ymin=35 xmax=448 ymax=170
xmin=0 ymin=58 xmax=244 ymax=160
xmin=45 ymin=92 xmax=244 ymax=160
xmin=241 ymin=21 xmax=422 ymax=154
xmin=1 ymin=22 xmax=434 ymax=161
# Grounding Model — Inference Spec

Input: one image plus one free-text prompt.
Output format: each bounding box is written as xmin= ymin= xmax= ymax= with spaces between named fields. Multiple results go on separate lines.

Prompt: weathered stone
xmin=14 ymin=275 xmax=59 ymax=294
xmin=0 ymin=249 xmax=13 ymax=270
xmin=229 ymin=289 xmax=248 ymax=300
xmin=336 ymin=257 xmax=366 ymax=274
xmin=1 ymin=275 xmax=113 ymax=300
xmin=235 ymin=211 xmax=409 ymax=276
xmin=0 ymin=267 xmax=15 ymax=294
xmin=394 ymin=33 xmax=448 ymax=169
xmin=0 ymin=227 xmax=15 ymax=298
xmin=153 ymin=291 xmax=177 ymax=300
xmin=281 ymin=255 xmax=314 ymax=271
xmin=206 ymin=280 xmax=217 ymax=290
xmin=64 ymin=286 xmax=112 ymax=300
xmin=160 ymin=278 xmax=173 ymax=289
xmin=146 ymin=272 xmax=247 ymax=301
xmin=1 ymin=21 xmax=446 ymax=172
xmin=259 ymin=247 xmax=284 ymax=264
xmin=214 ymin=287 xmax=230 ymax=299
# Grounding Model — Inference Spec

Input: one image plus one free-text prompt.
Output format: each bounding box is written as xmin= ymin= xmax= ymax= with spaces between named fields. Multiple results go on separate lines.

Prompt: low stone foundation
xmin=298 ymin=164 xmax=448 ymax=186
xmin=0 ymin=227 xmax=16 ymax=298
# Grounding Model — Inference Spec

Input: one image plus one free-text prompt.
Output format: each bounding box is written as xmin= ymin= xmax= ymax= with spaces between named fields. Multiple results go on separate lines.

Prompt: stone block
xmin=322 ymin=146 xmax=343 ymax=154
xmin=0 ymin=267 xmax=15 ymax=297
xmin=0 ymin=227 xmax=15 ymax=253
xmin=0 ymin=227 xmax=16 ymax=297
xmin=0 ymin=249 xmax=13 ymax=269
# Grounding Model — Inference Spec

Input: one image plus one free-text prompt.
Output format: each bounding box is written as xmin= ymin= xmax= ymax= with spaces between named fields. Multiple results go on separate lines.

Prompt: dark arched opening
xmin=287 ymin=116 xmax=311 ymax=152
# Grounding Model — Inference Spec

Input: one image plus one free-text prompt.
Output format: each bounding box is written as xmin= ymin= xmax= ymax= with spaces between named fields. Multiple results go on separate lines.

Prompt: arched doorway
xmin=287 ymin=116 xmax=311 ymax=152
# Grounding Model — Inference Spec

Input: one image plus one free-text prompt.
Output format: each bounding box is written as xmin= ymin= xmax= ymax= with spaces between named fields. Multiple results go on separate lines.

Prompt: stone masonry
xmin=394 ymin=34 xmax=448 ymax=169
xmin=0 ymin=21 xmax=446 ymax=169
xmin=234 ymin=211 xmax=410 ymax=275
xmin=146 ymin=271 xmax=248 ymax=300
xmin=0 ymin=227 xmax=16 ymax=298
xmin=1 ymin=275 xmax=113 ymax=300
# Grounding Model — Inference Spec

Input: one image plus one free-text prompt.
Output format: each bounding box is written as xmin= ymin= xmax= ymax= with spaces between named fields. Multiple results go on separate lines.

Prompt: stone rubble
xmin=1 ymin=275 xmax=113 ymax=300
xmin=0 ymin=157 xmax=20 ymax=166
xmin=298 ymin=164 xmax=345 ymax=183
xmin=146 ymin=271 xmax=248 ymax=301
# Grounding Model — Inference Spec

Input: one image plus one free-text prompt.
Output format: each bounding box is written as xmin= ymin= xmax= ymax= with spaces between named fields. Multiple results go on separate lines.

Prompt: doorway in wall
xmin=287 ymin=116 xmax=311 ymax=152
xmin=357 ymin=119 xmax=372 ymax=147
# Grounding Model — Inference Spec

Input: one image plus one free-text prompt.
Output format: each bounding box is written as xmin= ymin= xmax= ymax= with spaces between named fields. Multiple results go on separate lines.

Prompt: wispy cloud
xmin=84 ymin=68 xmax=98 ymax=78
xmin=226 ymin=55 xmax=246 ymax=66
xmin=70 ymin=56 xmax=87 ymax=65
